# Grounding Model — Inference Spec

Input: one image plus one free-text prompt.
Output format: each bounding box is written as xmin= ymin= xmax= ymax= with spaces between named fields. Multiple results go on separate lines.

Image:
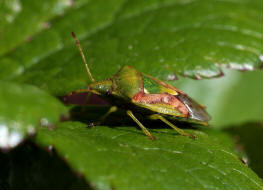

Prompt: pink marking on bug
xmin=133 ymin=92 xmax=189 ymax=116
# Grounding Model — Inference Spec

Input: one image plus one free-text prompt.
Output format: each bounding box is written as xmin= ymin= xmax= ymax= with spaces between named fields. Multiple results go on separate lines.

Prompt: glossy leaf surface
xmin=0 ymin=0 xmax=263 ymax=95
xmin=0 ymin=0 xmax=263 ymax=188
xmin=35 ymin=121 xmax=263 ymax=190
xmin=0 ymin=0 xmax=70 ymax=55
xmin=0 ymin=81 xmax=68 ymax=149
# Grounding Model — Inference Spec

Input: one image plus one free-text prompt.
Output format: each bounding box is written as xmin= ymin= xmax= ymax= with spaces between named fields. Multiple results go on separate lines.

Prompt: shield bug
xmin=69 ymin=32 xmax=210 ymax=140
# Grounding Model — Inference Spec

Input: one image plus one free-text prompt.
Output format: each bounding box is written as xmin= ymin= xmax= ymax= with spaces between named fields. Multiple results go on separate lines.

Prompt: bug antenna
xmin=72 ymin=32 xmax=95 ymax=82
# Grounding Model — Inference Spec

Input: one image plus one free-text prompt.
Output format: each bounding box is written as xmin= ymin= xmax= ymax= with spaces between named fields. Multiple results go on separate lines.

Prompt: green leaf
xmin=35 ymin=121 xmax=263 ymax=190
xmin=0 ymin=0 xmax=71 ymax=56
xmin=1 ymin=0 xmax=263 ymax=95
xmin=0 ymin=81 xmax=68 ymax=149
xmin=1 ymin=1 xmax=263 ymax=188
xmin=0 ymin=0 xmax=125 ymax=86
xmin=172 ymin=69 xmax=263 ymax=127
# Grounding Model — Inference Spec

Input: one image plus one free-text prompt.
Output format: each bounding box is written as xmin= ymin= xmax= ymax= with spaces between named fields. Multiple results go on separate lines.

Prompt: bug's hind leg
xmin=149 ymin=114 xmax=195 ymax=139
xmin=127 ymin=110 xmax=156 ymax=140
xmin=90 ymin=106 xmax=118 ymax=127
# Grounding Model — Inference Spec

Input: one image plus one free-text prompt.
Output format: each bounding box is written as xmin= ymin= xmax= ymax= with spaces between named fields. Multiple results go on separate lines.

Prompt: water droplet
xmin=40 ymin=118 xmax=49 ymax=126
xmin=154 ymin=46 xmax=160 ymax=50
xmin=5 ymin=15 xmax=15 ymax=23
xmin=27 ymin=125 xmax=36 ymax=135
xmin=48 ymin=145 xmax=53 ymax=152
xmin=9 ymin=131 xmax=22 ymax=147
xmin=159 ymin=58 xmax=164 ymax=63
xmin=12 ymin=0 xmax=22 ymax=12
xmin=167 ymin=74 xmax=178 ymax=81
xmin=0 ymin=124 xmax=23 ymax=149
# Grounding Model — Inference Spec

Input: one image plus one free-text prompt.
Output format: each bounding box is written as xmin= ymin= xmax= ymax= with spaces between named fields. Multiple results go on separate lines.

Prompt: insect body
xmin=70 ymin=32 xmax=210 ymax=140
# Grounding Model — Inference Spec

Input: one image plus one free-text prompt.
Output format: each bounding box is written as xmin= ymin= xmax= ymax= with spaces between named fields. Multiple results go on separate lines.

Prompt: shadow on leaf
xmin=226 ymin=122 xmax=263 ymax=178
xmin=69 ymin=105 xmax=198 ymax=130
xmin=0 ymin=142 xmax=92 ymax=190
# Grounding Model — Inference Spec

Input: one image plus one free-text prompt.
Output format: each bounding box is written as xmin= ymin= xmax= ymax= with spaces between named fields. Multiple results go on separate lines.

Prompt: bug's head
xmin=88 ymin=79 xmax=113 ymax=96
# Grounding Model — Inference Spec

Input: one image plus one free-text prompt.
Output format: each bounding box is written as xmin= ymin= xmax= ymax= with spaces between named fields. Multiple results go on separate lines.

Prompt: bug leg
xmin=81 ymin=92 xmax=92 ymax=112
xmin=66 ymin=89 xmax=92 ymax=112
xmin=149 ymin=114 xmax=196 ymax=139
xmin=127 ymin=110 xmax=156 ymax=140
xmin=89 ymin=106 xmax=118 ymax=127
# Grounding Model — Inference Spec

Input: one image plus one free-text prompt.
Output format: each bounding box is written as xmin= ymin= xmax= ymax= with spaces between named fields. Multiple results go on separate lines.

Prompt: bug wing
xmin=176 ymin=94 xmax=211 ymax=123
xmin=142 ymin=72 xmax=211 ymax=124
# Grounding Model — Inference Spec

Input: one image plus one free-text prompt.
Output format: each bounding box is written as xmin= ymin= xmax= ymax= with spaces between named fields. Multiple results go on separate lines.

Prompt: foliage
xmin=1 ymin=0 xmax=263 ymax=189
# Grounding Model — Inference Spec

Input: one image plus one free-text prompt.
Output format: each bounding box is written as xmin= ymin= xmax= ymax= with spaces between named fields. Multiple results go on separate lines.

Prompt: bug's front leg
xmin=89 ymin=106 xmax=118 ymax=127
xmin=126 ymin=110 xmax=156 ymax=140
xmin=149 ymin=114 xmax=196 ymax=139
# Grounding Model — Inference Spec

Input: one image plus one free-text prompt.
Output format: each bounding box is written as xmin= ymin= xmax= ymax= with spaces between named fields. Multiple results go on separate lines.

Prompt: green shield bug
xmin=69 ymin=32 xmax=210 ymax=140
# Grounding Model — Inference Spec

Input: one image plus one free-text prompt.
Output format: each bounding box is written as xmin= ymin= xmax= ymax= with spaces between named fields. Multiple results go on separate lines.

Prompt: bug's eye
xmin=176 ymin=94 xmax=211 ymax=122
